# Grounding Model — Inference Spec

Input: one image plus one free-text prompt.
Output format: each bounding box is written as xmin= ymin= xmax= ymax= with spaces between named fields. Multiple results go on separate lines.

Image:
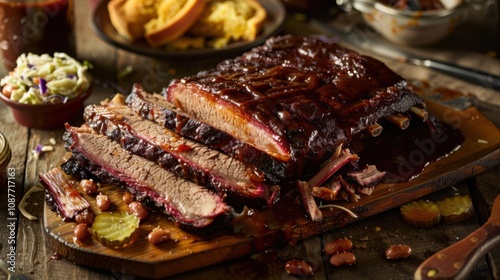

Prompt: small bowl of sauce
xmin=0 ymin=132 xmax=12 ymax=188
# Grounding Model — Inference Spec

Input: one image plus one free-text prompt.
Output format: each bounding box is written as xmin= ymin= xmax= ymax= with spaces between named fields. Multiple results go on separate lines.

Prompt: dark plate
xmin=90 ymin=0 xmax=286 ymax=58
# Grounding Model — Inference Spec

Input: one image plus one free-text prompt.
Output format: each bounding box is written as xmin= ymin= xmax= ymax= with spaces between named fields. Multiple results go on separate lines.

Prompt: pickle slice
xmin=437 ymin=195 xmax=474 ymax=224
xmin=400 ymin=199 xmax=441 ymax=228
xmin=92 ymin=212 xmax=140 ymax=249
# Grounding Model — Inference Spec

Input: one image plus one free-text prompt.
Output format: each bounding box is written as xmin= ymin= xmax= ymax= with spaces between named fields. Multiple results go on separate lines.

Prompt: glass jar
xmin=0 ymin=0 xmax=75 ymax=70
xmin=0 ymin=131 xmax=12 ymax=188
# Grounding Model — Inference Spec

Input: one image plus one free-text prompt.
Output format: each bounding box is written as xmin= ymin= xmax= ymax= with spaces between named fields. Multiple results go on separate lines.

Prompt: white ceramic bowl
xmin=353 ymin=0 xmax=466 ymax=46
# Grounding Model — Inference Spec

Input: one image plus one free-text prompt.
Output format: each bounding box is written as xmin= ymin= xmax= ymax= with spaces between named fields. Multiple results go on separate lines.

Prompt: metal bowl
xmin=353 ymin=0 xmax=466 ymax=46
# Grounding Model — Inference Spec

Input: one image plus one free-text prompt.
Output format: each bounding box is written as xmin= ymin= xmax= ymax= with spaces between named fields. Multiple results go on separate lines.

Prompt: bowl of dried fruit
xmin=0 ymin=52 xmax=92 ymax=129
xmin=353 ymin=0 xmax=466 ymax=46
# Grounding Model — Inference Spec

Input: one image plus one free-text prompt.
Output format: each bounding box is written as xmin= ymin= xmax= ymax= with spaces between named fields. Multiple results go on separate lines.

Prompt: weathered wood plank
xmin=320 ymin=182 xmax=491 ymax=280
xmin=0 ymin=100 xmax=29 ymax=280
xmin=75 ymin=0 xmax=118 ymax=105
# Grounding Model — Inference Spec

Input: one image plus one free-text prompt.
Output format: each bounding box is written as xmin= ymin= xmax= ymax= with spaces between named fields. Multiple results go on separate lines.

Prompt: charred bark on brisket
xmin=83 ymin=104 xmax=279 ymax=208
xmin=64 ymin=125 xmax=230 ymax=228
xmin=126 ymin=84 xmax=289 ymax=184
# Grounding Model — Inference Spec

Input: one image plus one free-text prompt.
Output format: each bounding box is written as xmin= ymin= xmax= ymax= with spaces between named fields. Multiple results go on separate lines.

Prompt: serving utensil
xmin=310 ymin=18 xmax=500 ymax=92
xmin=414 ymin=194 xmax=500 ymax=280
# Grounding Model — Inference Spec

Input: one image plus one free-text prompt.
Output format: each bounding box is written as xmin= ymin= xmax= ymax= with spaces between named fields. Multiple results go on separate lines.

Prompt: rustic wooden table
xmin=1 ymin=1 xmax=500 ymax=279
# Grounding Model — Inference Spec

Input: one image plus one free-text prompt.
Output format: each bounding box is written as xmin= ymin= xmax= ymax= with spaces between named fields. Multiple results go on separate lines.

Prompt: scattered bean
xmin=73 ymin=223 xmax=89 ymax=241
xmin=80 ymin=179 xmax=98 ymax=195
xmin=330 ymin=252 xmax=356 ymax=266
xmin=148 ymin=228 xmax=171 ymax=245
xmin=129 ymin=201 xmax=148 ymax=220
xmin=96 ymin=193 xmax=111 ymax=211
xmin=385 ymin=244 xmax=412 ymax=260
xmin=284 ymin=259 xmax=314 ymax=278
xmin=122 ymin=191 xmax=133 ymax=204
xmin=75 ymin=210 xmax=95 ymax=225
xmin=324 ymin=238 xmax=353 ymax=255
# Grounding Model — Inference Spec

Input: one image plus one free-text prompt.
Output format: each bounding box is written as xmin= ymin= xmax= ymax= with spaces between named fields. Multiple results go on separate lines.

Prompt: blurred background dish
xmin=353 ymin=0 xmax=466 ymax=46
xmin=91 ymin=0 xmax=286 ymax=58
xmin=0 ymin=0 xmax=75 ymax=71
xmin=280 ymin=0 xmax=337 ymax=14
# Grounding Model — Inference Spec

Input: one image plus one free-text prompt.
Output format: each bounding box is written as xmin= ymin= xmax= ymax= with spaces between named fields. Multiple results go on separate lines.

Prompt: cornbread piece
xmin=64 ymin=125 xmax=230 ymax=228
xmin=84 ymin=104 xmax=279 ymax=207
xmin=108 ymin=0 xmax=205 ymax=46
xmin=189 ymin=0 xmax=267 ymax=48
xmin=108 ymin=0 xmax=158 ymax=40
xmin=144 ymin=0 xmax=205 ymax=46
xmin=166 ymin=35 xmax=426 ymax=175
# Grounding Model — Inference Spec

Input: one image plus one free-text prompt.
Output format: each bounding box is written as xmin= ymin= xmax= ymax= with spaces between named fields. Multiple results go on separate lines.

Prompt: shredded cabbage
xmin=0 ymin=52 xmax=91 ymax=104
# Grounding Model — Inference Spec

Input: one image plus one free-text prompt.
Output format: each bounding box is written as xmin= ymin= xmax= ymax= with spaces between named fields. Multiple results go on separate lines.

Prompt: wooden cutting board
xmin=44 ymin=101 xmax=500 ymax=279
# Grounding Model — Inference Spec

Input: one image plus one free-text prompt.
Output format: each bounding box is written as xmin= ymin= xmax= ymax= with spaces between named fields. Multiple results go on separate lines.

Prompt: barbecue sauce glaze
xmin=357 ymin=115 xmax=464 ymax=182
xmin=169 ymin=35 xmax=426 ymax=180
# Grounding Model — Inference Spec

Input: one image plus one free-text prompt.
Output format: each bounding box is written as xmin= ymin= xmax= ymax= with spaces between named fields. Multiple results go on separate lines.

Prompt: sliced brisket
xmin=40 ymin=167 xmax=91 ymax=221
xmin=64 ymin=125 xmax=230 ymax=228
xmin=165 ymin=35 xmax=425 ymax=179
xmin=126 ymin=84 xmax=289 ymax=184
xmin=83 ymin=104 xmax=279 ymax=207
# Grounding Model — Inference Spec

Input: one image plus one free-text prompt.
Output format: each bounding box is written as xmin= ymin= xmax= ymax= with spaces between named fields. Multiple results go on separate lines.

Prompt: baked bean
xmin=73 ymin=223 xmax=89 ymax=241
xmin=75 ymin=210 xmax=95 ymax=225
xmin=324 ymin=238 xmax=353 ymax=255
xmin=284 ymin=259 xmax=314 ymax=278
xmin=330 ymin=252 xmax=356 ymax=266
xmin=96 ymin=193 xmax=111 ymax=211
xmin=385 ymin=244 xmax=412 ymax=260
xmin=122 ymin=191 xmax=133 ymax=204
xmin=148 ymin=228 xmax=171 ymax=245
xmin=129 ymin=201 xmax=148 ymax=220
xmin=80 ymin=179 xmax=98 ymax=195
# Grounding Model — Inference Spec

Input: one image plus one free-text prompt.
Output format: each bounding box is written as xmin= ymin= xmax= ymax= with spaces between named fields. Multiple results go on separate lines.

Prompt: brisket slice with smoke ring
xmin=83 ymin=104 xmax=279 ymax=207
xmin=126 ymin=84 xmax=288 ymax=184
xmin=39 ymin=167 xmax=91 ymax=221
xmin=165 ymin=35 xmax=426 ymax=179
xmin=64 ymin=125 xmax=230 ymax=228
